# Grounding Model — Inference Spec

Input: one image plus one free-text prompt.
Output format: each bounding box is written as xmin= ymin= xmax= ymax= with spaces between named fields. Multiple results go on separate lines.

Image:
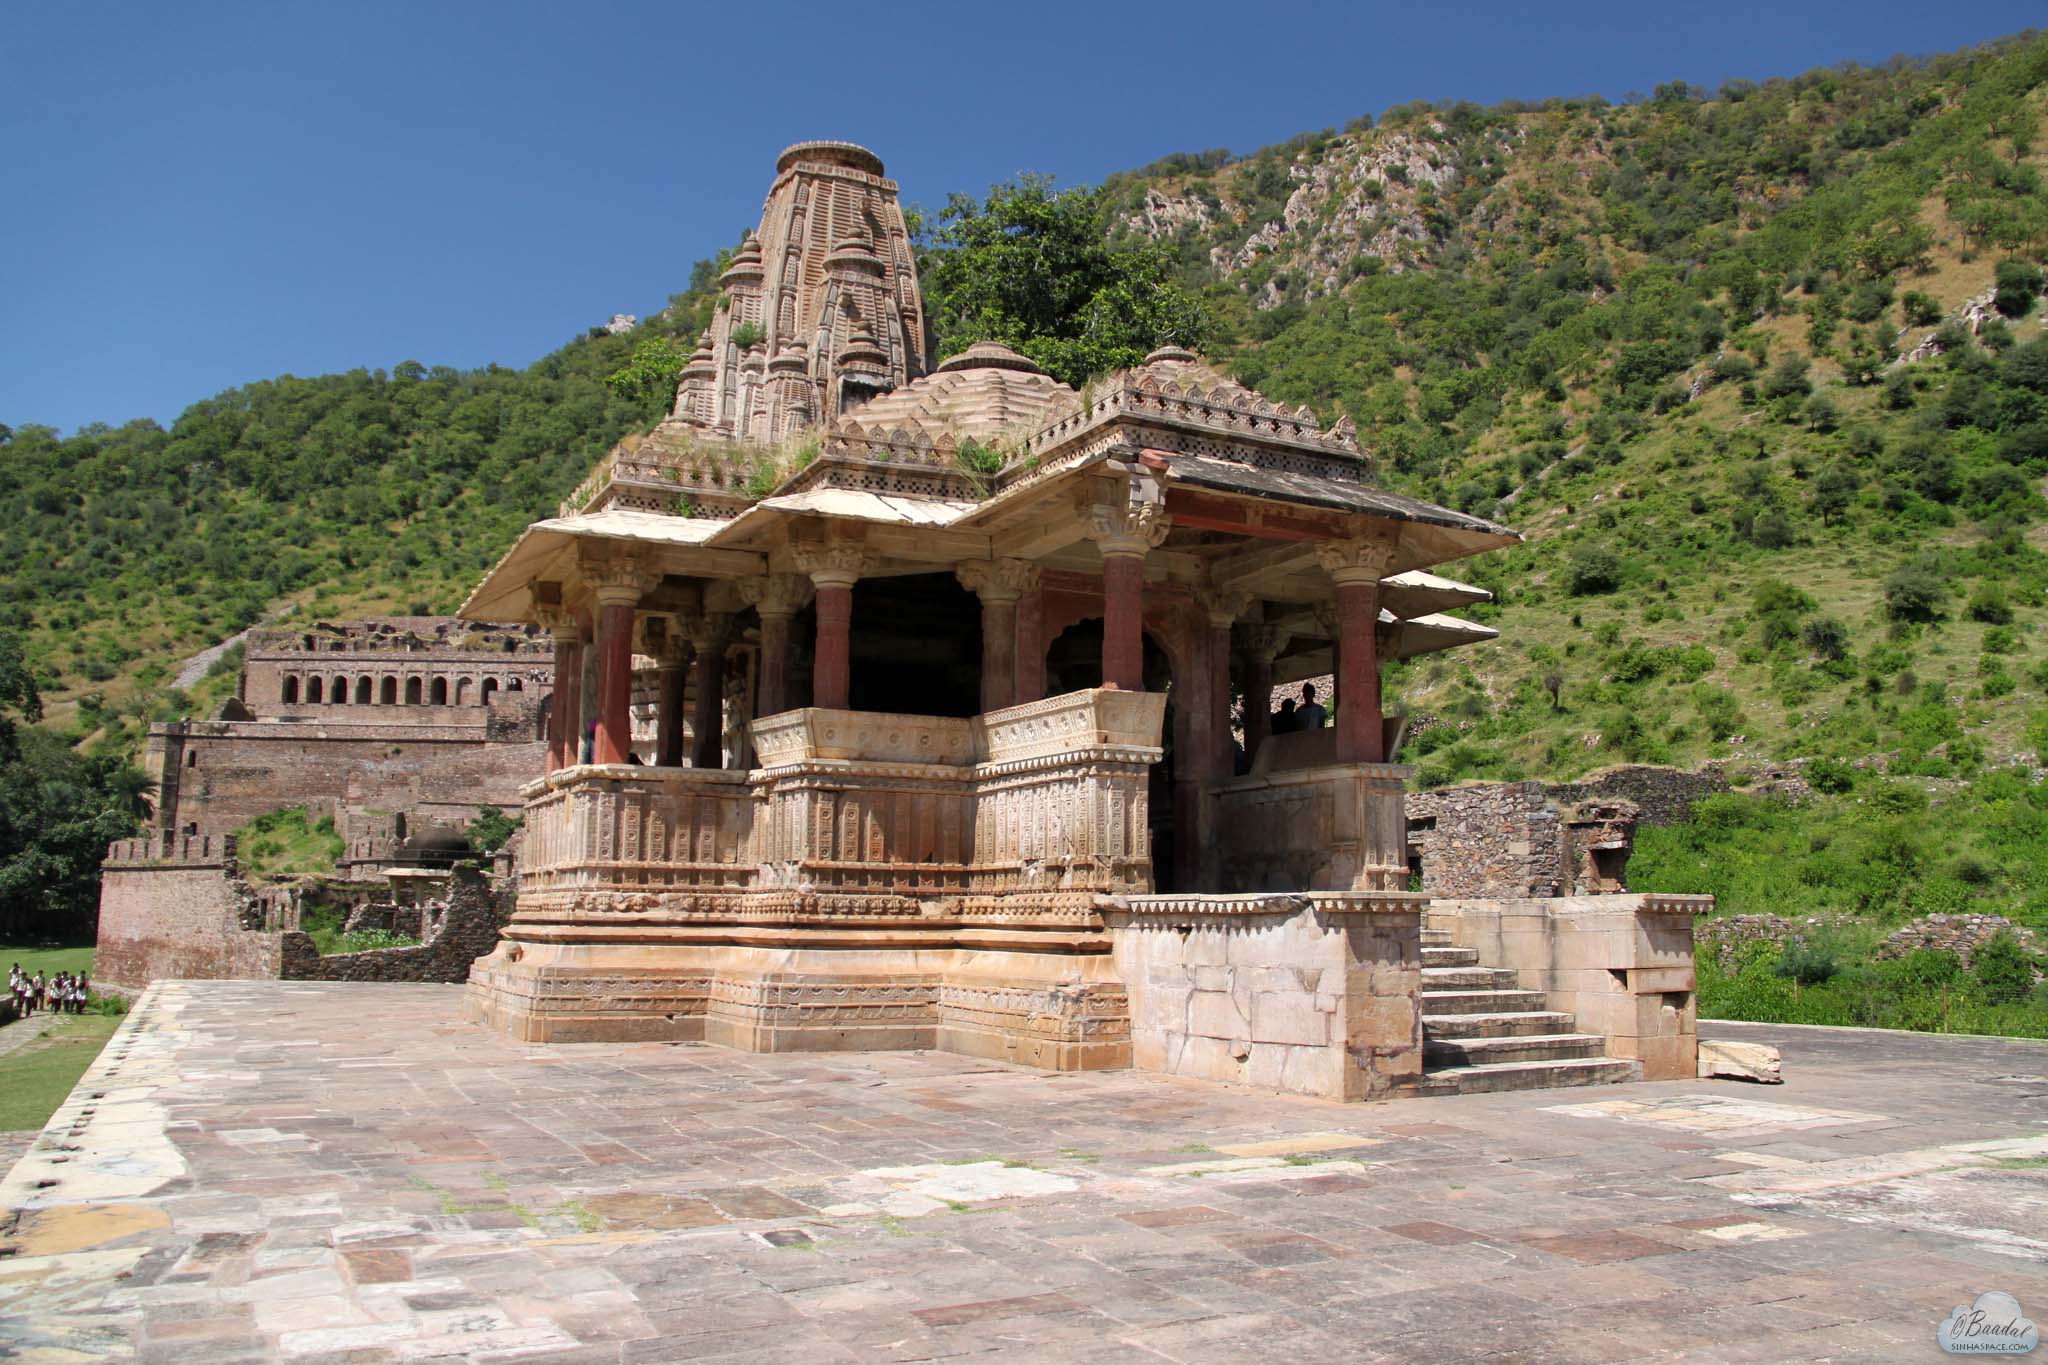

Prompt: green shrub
xmin=1775 ymin=937 xmax=1838 ymax=986
xmin=1882 ymin=557 xmax=1948 ymax=621
xmin=1566 ymin=546 xmax=1623 ymax=595
xmin=1972 ymin=933 xmax=2036 ymax=1006
xmin=1966 ymin=583 xmax=2014 ymax=624
xmin=1993 ymin=260 xmax=2043 ymax=318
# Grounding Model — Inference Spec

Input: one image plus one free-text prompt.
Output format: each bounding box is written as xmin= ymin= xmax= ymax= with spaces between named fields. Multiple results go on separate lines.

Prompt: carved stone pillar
xmin=795 ymin=545 xmax=867 ymax=711
xmin=652 ymin=620 xmax=691 ymax=768
xmin=958 ymin=559 xmax=1038 ymax=714
xmin=687 ymin=614 xmax=730 ymax=769
xmin=538 ymin=607 xmax=583 ymax=772
xmin=1090 ymin=500 xmax=1169 ymax=691
xmin=1196 ymin=587 xmax=1252 ymax=781
xmin=738 ymin=574 xmax=812 ymax=718
xmin=1014 ymin=584 xmax=1045 ymax=706
xmin=586 ymin=558 xmax=657 ymax=766
xmin=1234 ymin=623 xmax=1289 ymax=770
xmin=1317 ymin=536 xmax=1397 ymax=764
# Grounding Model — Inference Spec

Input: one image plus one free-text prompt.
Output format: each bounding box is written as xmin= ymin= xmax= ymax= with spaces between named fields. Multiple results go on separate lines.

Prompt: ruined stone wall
xmin=1405 ymin=781 xmax=1563 ymax=898
xmin=1547 ymin=766 xmax=1731 ymax=828
xmin=279 ymin=866 xmax=513 ymax=983
xmin=95 ymin=836 xmax=281 ymax=989
xmin=1695 ymin=911 xmax=2045 ymax=972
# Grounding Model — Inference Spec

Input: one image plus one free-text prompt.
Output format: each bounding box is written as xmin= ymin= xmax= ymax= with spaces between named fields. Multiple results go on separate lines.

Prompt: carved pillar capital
xmin=582 ymin=552 xmax=660 ymax=609
xmin=791 ymin=544 xmax=870 ymax=589
xmin=1195 ymin=584 xmax=1253 ymax=629
xmin=1088 ymin=500 xmax=1170 ymax=558
xmin=1314 ymin=534 xmax=1397 ymax=587
xmin=533 ymin=604 xmax=583 ymax=645
xmin=1234 ymin=622 xmax=1291 ymax=663
xmin=736 ymin=572 xmax=814 ymax=620
xmin=955 ymin=558 xmax=1040 ymax=604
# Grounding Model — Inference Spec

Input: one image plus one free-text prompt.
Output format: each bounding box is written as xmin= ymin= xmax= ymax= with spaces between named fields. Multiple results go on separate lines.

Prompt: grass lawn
xmin=0 ymin=1013 xmax=121 ymax=1132
xmin=0 ymin=944 xmax=94 ymax=981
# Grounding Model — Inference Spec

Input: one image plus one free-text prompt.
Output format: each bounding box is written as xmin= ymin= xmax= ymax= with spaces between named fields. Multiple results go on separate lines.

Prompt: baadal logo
xmin=1940 ymin=1292 xmax=2039 ymax=1356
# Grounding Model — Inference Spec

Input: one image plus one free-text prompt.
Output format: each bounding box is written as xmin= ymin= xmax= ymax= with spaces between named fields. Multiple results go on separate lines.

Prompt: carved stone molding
xmin=1087 ymin=500 xmax=1170 ymax=558
xmin=791 ymin=543 xmax=871 ymax=589
xmin=737 ymin=572 xmax=814 ymax=619
xmin=1315 ymin=535 xmax=1397 ymax=587
xmin=955 ymin=558 xmax=1039 ymax=604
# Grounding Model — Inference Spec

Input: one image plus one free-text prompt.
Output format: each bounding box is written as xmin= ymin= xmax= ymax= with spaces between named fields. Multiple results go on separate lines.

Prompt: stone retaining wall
xmin=280 ymin=866 xmax=513 ymax=983
xmin=1101 ymin=893 xmax=1425 ymax=1102
xmin=1695 ymin=911 xmax=2045 ymax=972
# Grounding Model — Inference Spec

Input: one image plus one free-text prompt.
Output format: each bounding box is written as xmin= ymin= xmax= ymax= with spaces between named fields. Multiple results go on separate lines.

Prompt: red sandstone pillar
xmin=656 ymin=640 xmax=689 ymax=767
xmin=1100 ymin=554 xmax=1144 ymax=691
xmin=689 ymin=617 xmax=727 ymax=769
xmin=812 ymin=584 xmax=852 ymax=710
xmin=958 ymin=560 xmax=1034 ymax=714
xmin=547 ymin=623 xmax=582 ymax=772
xmin=593 ymin=597 xmax=637 ymax=765
xmin=1317 ymin=536 xmax=1395 ymax=765
xmin=796 ymin=549 xmax=864 ymax=711
xmin=1014 ymin=587 xmax=1045 ymax=705
xmin=740 ymin=573 xmax=810 ymax=719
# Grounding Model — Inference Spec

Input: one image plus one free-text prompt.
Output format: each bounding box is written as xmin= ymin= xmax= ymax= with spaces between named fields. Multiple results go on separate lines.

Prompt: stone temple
xmin=458 ymin=141 xmax=1704 ymax=1098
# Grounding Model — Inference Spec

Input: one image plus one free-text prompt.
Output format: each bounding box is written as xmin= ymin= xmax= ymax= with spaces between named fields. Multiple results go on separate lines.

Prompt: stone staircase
xmin=1416 ymin=927 xmax=1638 ymax=1096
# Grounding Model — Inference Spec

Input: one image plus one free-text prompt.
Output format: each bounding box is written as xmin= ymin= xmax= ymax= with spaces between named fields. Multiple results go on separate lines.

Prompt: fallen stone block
xmin=1699 ymin=1039 xmax=1783 ymax=1084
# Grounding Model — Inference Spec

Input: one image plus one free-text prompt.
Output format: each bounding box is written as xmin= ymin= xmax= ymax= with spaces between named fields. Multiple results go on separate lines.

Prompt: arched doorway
xmin=1043 ymin=618 xmax=1183 ymax=891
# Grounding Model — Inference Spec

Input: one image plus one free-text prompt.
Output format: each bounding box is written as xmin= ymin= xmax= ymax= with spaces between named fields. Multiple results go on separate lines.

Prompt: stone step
xmin=1419 ymin=989 xmax=1551 ymax=1015
xmin=1423 ymin=1010 xmax=1579 ymax=1039
xmin=1420 ymin=929 xmax=1454 ymax=947
xmin=1421 ymin=965 xmax=1522 ymax=991
xmin=1424 ymin=1033 xmax=1611 ymax=1067
xmin=1421 ymin=946 xmax=1480 ymax=968
xmin=1417 ymin=1057 xmax=1641 ymax=1096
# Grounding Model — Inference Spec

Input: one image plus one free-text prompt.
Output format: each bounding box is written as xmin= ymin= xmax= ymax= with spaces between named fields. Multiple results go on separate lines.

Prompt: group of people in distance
xmin=8 ymin=964 xmax=91 ymax=1017
xmin=1270 ymin=681 xmax=1329 ymax=736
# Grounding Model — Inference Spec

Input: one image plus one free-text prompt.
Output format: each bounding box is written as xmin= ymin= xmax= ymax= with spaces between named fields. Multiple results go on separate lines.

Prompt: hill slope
xmin=4 ymin=32 xmax=2047 ymax=794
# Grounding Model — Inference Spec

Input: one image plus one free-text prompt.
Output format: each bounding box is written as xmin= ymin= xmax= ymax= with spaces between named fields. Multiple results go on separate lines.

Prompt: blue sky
xmin=2 ymin=2 xmax=2040 ymax=434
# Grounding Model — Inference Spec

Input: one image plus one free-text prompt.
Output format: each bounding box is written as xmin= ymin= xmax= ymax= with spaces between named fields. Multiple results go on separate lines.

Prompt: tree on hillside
xmin=0 ymin=631 xmax=150 ymax=940
xmin=917 ymin=176 xmax=1211 ymax=388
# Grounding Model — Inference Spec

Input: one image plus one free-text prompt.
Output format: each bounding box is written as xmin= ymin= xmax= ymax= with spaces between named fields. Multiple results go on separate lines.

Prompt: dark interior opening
xmin=1043 ymin=618 xmax=1179 ymax=890
xmin=847 ymin=573 xmax=982 ymax=718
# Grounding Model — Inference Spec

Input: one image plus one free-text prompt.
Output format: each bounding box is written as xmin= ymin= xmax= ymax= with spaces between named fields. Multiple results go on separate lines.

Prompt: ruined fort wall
xmin=95 ymin=836 xmax=281 ymax=989
xmin=1405 ymin=781 xmax=1563 ymax=898
xmin=152 ymin=720 xmax=546 ymax=836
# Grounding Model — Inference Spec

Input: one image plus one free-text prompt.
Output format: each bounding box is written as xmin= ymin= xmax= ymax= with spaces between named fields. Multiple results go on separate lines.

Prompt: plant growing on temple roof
xmin=729 ymin=321 xmax=766 ymax=350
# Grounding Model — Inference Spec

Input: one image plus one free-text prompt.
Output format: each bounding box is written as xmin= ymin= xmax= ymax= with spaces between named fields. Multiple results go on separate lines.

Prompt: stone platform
xmin=4 ymin=982 xmax=2047 ymax=1362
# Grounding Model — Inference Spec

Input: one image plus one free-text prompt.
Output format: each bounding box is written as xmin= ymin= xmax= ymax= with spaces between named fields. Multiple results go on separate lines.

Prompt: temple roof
xmin=830 ymin=342 xmax=1080 ymax=449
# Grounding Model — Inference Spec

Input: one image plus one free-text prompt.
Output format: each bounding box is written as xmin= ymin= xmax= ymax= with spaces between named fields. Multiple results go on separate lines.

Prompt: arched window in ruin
xmin=307 ymin=677 xmax=324 ymax=704
xmin=405 ymin=677 xmax=422 ymax=704
xmin=282 ymin=675 xmax=300 ymax=705
xmin=482 ymin=677 xmax=500 ymax=704
xmin=430 ymin=677 xmax=448 ymax=706
xmin=331 ymin=675 xmax=349 ymax=704
xmin=380 ymin=676 xmax=397 ymax=705
xmin=455 ymin=677 xmax=472 ymax=705
xmin=186 ymin=751 xmax=197 ymax=769
xmin=507 ymin=678 xmax=523 ymax=692
xmin=354 ymin=677 xmax=372 ymax=705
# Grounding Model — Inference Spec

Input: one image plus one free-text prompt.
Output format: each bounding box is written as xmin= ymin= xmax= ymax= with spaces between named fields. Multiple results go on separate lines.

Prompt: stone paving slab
xmin=0 ymin=983 xmax=2045 ymax=1362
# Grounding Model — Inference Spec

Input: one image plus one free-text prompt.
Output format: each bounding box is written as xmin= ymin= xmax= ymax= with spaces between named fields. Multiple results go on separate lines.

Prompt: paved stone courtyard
xmin=2 ymin=982 xmax=2046 ymax=1362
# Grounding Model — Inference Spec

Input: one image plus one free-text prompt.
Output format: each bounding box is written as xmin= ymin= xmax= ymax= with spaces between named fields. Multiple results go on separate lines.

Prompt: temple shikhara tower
xmin=459 ymin=142 xmax=1703 ymax=1098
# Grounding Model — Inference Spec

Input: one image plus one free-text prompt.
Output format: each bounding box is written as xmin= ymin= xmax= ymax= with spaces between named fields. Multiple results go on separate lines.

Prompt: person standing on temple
xmin=1297 ymin=682 xmax=1328 ymax=731
xmin=1272 ymin=697 xmax=1299 ymax=735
